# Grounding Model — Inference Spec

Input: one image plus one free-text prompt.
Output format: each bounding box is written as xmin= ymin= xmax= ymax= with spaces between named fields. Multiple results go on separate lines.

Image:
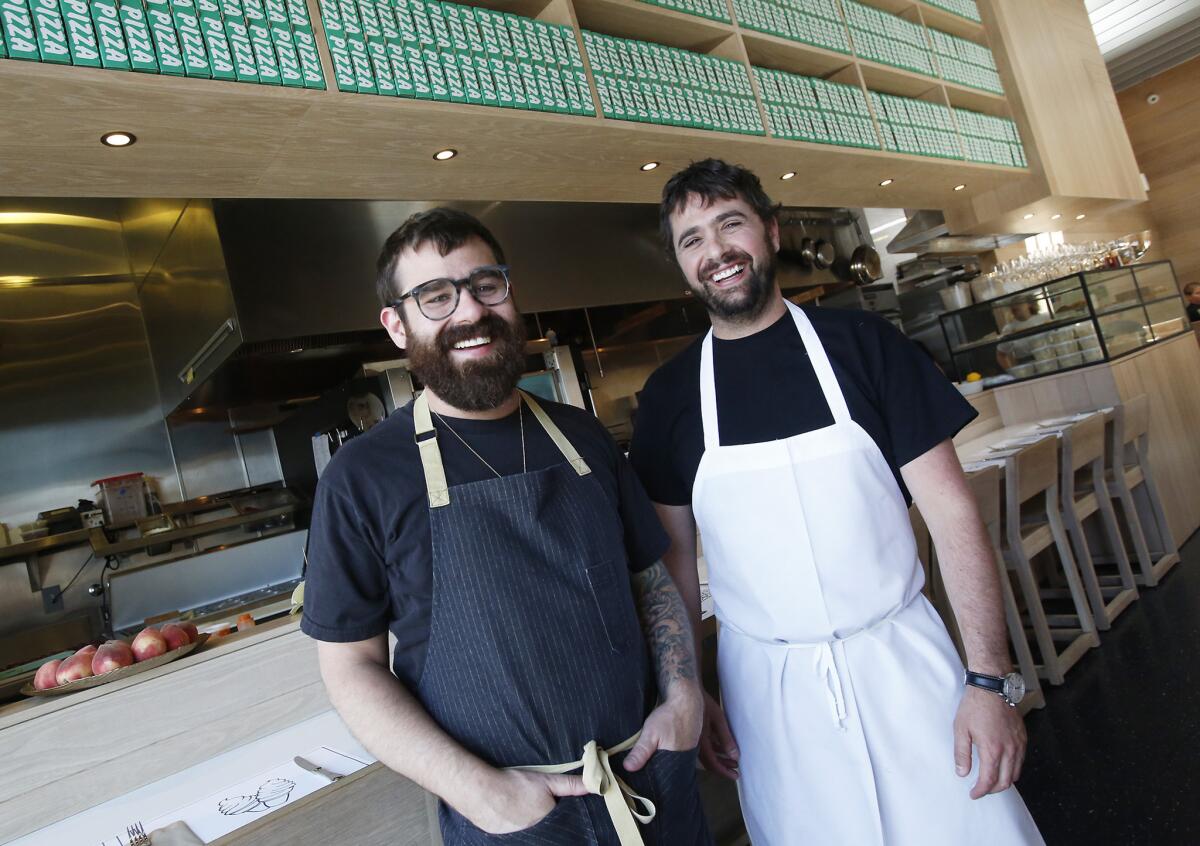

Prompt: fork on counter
xmin=126 ymin=821 xmax=151 ymax=846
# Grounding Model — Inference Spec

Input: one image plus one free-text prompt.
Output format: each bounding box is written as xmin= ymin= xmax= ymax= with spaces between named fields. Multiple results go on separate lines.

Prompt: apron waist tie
xmin=721 ymin=602 xmax=912 ymax=730
xmin=507 ymin=732 xmax=655 ymax=846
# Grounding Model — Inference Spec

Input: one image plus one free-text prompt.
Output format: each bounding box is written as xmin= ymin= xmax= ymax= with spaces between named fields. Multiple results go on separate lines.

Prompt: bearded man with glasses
xmin=301 ymin=208 xmax=712 ymax=846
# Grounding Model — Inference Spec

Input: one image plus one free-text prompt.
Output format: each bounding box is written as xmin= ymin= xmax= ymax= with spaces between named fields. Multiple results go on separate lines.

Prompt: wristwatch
xmin=964 ymin=670 xmax=1025 ymax=707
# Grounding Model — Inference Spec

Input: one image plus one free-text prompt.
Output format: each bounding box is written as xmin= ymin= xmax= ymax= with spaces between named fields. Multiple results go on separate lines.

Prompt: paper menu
xmin=99 ymin=747 xmax=372 ymax=845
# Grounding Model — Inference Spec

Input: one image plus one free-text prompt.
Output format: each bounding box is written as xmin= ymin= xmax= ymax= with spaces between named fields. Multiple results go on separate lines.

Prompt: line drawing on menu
xmin=217 ymin=777 xmax=296 ymax=815
xmin=322 ymin=744 xmax=369 ymax=765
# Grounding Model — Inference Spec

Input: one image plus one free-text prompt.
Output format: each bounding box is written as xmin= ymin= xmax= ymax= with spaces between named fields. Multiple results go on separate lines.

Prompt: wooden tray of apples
xmin=22 ymin=623 xmax=209 ymax=697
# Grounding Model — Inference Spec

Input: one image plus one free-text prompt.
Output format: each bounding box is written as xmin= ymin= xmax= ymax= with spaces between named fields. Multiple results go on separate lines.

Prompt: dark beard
xmin=692 ymin=250 xmax=777 ymax=323
xmin=406 ymin=313 xmax=528 ymax=412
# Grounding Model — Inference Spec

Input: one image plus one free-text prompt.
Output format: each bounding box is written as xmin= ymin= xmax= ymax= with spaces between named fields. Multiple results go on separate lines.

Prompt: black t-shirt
xmin=1187 ymin=302 xmax=1200 ymax=323
xmin=301 ymin=397 xmax=669 ymax=689
xmin=629 ymin=306 xmax=978 ymax=507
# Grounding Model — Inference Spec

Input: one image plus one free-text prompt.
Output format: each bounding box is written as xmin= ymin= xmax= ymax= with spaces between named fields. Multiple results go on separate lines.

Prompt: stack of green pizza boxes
xmin=583 ymin=29 xmax=762 ymax=135
xmin=731 ymin=0 xmax=848 ymax=54
xmin=924 ymin=0 xmax=980 ymax=24
xmin=869 ymin=90 xmax=961 ymax=159
xmin=316 ymin=0 xmax=355 ymax=89
xmin=843 ymin=0 xmax=934 ymax=77
xmin=953 ymin=106 xmax=1024 ymax=167
xmin=928 ymin=28 xmax=1000 ymax=94
xmin=637 ymin=0 xmax=729 ymax=24
xmin=753 ymin=65 xmax=877 ymax=148
xmin=286 ymin=0 xmax=324 ymax=86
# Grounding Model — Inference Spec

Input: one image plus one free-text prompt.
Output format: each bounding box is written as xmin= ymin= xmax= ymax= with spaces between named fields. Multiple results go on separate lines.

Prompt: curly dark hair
xmin=658 ymin=158 xmax=781 ymax=256
xmin=375 ymin=208 xmax=507 ymax=307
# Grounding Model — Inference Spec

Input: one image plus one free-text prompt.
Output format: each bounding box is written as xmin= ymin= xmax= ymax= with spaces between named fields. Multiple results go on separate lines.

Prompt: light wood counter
xmin=953 ymin=332 xmax=1200 ymax=545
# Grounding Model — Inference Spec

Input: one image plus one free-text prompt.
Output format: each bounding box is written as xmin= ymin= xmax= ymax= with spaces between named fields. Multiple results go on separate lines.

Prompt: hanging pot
xmin=812 ymin=238 xmax=836 ymax=269
xmin=849 ymin=245 xmax=882 ymax=285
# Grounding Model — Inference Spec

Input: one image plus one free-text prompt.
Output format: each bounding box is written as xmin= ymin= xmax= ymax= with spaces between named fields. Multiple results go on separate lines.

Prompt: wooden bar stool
xmin=1002 ymin=436 xmax=1099 ymax=685
xmin=965 ymin=465 xmax=1044 ymax=713
xmin=1056 ymin=413 xmax=1139 ymax=629
xmin=1107 ymin=395 xmax=1180 ymax=587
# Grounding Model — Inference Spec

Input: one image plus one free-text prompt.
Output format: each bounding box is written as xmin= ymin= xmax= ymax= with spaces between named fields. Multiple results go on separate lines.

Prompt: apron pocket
xmin=442 ymin=796 xmax=585 ymax=844
xmin=644 ymin=747 xmax=709 ymax=845
xmin=585 ymin=561 xmax=633 ymax=654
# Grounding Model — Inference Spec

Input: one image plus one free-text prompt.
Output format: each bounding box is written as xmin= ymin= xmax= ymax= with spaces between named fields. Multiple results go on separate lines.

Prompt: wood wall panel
xmin=1117 ymin=58 xmax=1200 ymax=291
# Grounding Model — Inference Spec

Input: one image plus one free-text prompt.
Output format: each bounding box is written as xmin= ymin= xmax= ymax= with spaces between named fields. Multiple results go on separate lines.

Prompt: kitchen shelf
xmin=856 ymin=57 xmax=942 ymax=99
xmin=572 ymin=0 xmax=735 ymax=52
xmin=740 ymin=30 xmax=856 ymax=78
xmin=942 ymin=79 xmax=1010 ymax=117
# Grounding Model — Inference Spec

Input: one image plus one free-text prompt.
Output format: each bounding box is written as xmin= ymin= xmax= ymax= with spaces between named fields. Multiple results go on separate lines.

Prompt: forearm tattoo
xmin=631 ymin=561 xmax=698 ymax=693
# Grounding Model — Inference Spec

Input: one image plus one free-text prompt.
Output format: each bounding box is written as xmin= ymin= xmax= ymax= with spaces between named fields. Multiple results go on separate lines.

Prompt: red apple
xmin=92 ymin=640 xmax=135 ymax=675
xmin=34 ymin=659 xmax=63 ymax=690
xmin=131 ymin=626 xmax=169 ymax=662
xmin=55 ymin=652 xmax=95 ymax=685
xmin=179 ymin=622 xmax=199 ymax=643
xmin=160 ymin=624 xmax=190 ymax=651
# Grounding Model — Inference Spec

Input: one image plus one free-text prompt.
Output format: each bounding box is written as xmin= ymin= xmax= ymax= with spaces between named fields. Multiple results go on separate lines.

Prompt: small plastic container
xmin=92 ymin=473 xmax=150 ymax=526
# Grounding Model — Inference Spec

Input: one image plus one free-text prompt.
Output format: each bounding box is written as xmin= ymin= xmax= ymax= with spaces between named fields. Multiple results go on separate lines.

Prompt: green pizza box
xmin=143 ymin=0 xmax=185 ymax=74
xmin=426 ymin=0 xmax=448 ymax=51
xmin=224 ymin=17 xmax=262 ymax=81
xmin=487 ymin=55 xmax=511 ymax=105
xmin=423 ymin=46 xmax=446 ymax=98
xmin=457 ymin=52 xmax=481 ymax=103
xmin=471 ymin=54 xmax=497 ymax=104
xmin=28 ymin=0 xmax=70 ymax=63
xmin=406 ymin=0 xmax=431 ymax=47
xmin=391 ymin=0 xmax=415 ymax=43
xmin=0 ymin=13 xmax=7 ymax=54
xmin=344 ymin=34 xmax=374 ymax=91
xmin=1 ymin=0 xmax=41 ymax=61
xmin=285 ymin=0 xmax=307 ymax=26
xmin=169 ymin=0 xmax=211 ymax=77
xmin=501 ymin=12 xmax=524 ymax=60
xmin=444 ymin=5 xmax=467 ymax=53
xmin=475 ymin=7 xmax=498 ymax=56
xmin=440 ymin=50 xmax=463 ymax=100
xmin=535 ymin=62 xmax=559 ymax=111
xmin=560 ymin=63 xmax=586 ymax=114
xmin=262 ymin=0 xmax=286 ymax=25
xmin=491 ymin=10 xmax=512 ymax=57
xmin=405 ymin=43 xmax=429 ymax=96
xmin=591 ymin=72 xmax=614 ymax=117
xmin=548 ymin=23 xmax=568 ymax=68
xmin=504 ymin=58 xmax=527 ymax=107
xmin=116 ymin=0 xmax=157 ymax=71
xmin=58 ymin=0 xmax=102 ymax=67
xmin=382 ymin=38 xmax=410 ymax=95
xmin=546 ymin=63 xmax=568 ymax=111
xmin=460 ymin=4 xmax=482 ymax=54
xmin=196 ymin=3 xmax=236 ymax=79
xmin=360 ymin=37 xmax=394 ymax=92
xmin=248 ymin=20 xmax=283 ymax=84
xmin=519 ymin=17 xmax=539 ymax=63
xmin=270 ymin=22 xmax=305 ymax=87
xmin=292 ymin=24 xmax=325 ymax=87
xmin=517 ymin=60 xmax=539 ymax=108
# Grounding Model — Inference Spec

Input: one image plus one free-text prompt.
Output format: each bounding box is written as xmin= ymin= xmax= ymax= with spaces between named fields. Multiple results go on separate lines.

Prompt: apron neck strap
xmin=412 ymin=390 xmax=592 ymax=508
xmin=784 ymin=301 xmax=851 ymax=425
xmin=698 ymin=301 xmax=852 ymax=450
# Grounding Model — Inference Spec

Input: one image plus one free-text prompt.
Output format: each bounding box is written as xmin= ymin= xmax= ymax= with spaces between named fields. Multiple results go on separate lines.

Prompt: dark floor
xmin=1018 ymin=531 xmax=1200 ymax=845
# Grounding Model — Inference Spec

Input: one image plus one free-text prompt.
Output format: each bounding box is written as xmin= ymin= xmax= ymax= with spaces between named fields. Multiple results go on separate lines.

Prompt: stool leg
xmin=1046 ymin=491 xmax=1100 ymax=674
xmin=1064 ymin=499 xmax=1111 ymax=630
xmin=993 ymin=545 xmax=1044 ymax=710
xmin=1136 ymin=441 xmax=1181 ymax=581
xmin=1005 ymin=539 xmax=1062 ymax=686
xmin=1112 ymin=470 xmax=1157 ymax=587
xmin=1093 ymin=468 xmax=1139 ymax=620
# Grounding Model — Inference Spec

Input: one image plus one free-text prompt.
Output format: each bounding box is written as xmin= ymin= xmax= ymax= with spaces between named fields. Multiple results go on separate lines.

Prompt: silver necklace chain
xmin=431 ymin=398 xmax=526 ymax=479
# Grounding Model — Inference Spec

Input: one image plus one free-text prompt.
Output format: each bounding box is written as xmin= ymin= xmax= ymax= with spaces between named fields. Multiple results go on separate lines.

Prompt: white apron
xmin=692 ymin=302 xmax=1043 ymax=846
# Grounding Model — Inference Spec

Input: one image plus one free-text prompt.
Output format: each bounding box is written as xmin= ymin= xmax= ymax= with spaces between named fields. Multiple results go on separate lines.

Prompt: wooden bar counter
xmin=953 ymin=332 xmax=1200 ymax=545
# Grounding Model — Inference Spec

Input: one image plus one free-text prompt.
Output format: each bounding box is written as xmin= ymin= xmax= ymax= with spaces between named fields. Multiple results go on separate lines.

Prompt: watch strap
xmin=964 ymin=671 xmax=1006 ymax=694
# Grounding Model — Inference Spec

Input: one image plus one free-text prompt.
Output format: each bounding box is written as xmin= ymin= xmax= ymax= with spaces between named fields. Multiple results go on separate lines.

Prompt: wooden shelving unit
xmin=0 ymin=0 xmax=1025 ymax=205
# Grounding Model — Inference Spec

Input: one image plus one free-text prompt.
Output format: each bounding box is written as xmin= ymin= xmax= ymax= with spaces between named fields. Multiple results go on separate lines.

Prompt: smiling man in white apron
xmin=631 ymin=160 xmax=1045 ymax=845
xmin=302 ymin=209 xmax=712 ymax=845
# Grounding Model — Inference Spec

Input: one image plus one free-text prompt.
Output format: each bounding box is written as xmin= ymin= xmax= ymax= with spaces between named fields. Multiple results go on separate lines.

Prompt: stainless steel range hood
xmin=886 ymin=209 xmax=1032 ymax=254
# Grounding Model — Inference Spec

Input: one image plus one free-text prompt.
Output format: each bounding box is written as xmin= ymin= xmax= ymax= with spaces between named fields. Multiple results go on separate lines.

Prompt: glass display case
xmin=939 ymin=261 xmax=1188 ymax=383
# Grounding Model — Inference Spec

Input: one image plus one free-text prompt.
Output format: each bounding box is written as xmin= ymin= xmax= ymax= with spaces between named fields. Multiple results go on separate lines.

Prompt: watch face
xmin=1003 ymin=672 xmax=1025 ymax=704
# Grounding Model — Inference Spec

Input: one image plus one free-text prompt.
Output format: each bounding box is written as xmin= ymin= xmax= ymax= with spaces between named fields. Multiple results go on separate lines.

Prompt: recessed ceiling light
xmin=781 ymin=171 xmax=796 ymax=180
xmin=879 ymin=178 xmax=894 ymax=186
xmin=100 ymin=131 xmax=136 ymax=147
xmin=1022 ymin=213 xmax=1035 ymax=220
xmin=953 ymin=184 xmax=966 ymax=191
xmin=433 ymin=148 xmax=457 ymax=161
xmin=640 ymin=161 xmax=659 ymax=171
xmin=1076 ymin=213 xmax=1087 ymax=220
xmin=1051 ymin=213 xmax=1062 ymax=220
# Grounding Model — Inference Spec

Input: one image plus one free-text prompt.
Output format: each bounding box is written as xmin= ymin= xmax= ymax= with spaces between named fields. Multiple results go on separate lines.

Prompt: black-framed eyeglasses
xmin=390 ymin=265 xmax=512 ymax=321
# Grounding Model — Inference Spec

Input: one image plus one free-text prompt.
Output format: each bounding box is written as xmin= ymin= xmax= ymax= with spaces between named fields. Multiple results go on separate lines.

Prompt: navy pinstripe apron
xmin=412 ymin=391 xmax=710 ymax=846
